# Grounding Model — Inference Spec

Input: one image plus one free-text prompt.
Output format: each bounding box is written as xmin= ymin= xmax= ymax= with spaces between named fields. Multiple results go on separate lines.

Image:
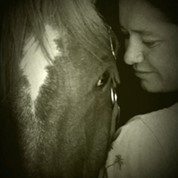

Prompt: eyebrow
xmin=120 ymin=25 xmax=156 ymax=37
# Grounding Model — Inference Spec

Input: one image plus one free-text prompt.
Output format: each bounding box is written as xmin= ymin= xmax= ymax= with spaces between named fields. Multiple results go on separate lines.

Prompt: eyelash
xmin=121 ymin=30 xmax=161 ymax=48
xmin=96 ymin=71 xmax=110 ymax=89
xmin=142 ymin=40 xmax=161 ymax=48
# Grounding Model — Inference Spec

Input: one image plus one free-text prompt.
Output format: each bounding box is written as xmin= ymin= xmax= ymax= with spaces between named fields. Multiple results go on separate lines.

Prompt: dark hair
xmin=0 ymin=0 xmax=111 ymax=100
xmin=147 ymin=0 xmax=178 ymax=24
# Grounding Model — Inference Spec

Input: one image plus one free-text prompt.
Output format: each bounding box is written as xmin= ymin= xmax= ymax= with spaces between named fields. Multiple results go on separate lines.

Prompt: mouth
xmin=134 ymin=70 xmax=153 ymax=78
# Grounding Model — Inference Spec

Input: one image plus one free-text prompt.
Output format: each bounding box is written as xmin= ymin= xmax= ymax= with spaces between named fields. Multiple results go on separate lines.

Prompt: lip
xmin=135 ymin=70 xmax=153 ymax=78
xmin=135 ymin=70 xmax=152 ymax=73
xmin=133 ymin=65 xmax=153 ymax=73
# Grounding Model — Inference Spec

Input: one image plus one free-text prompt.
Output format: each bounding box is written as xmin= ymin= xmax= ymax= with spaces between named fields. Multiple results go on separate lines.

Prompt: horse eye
xmin=96 ymin=71 xmax=110 ymax=88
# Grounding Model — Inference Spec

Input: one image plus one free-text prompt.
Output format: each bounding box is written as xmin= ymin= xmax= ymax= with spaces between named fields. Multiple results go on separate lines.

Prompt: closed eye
xmin=142 ymin=40 xmax=162 ymax=48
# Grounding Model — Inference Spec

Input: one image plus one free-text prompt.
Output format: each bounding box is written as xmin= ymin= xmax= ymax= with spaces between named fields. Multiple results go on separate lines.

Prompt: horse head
xmin=0 ymin=0 xmax=119 ymax=177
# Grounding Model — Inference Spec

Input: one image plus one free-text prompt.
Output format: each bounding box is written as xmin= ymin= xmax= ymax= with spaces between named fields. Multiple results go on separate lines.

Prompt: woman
xmin=105 ymin=0 xmax=178 ymax=177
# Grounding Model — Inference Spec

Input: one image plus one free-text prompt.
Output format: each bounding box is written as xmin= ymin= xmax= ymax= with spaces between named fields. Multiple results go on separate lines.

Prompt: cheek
xmin=155 ymin=44 xmax=178 ymax=76
xmin=84 ymin=87 xmax=113 ymax=136
xmin=163 ymin=50 xmax=178 ymax=90
xmin=145 ymin=45 xmax=178 ymax=91
xmin=63 ymin=62 xmax=113 ymax=137
xmin=85 ymin=89 xmax=113 ymax=164
xmin=147 ymin=44 xmax=172 ymax=71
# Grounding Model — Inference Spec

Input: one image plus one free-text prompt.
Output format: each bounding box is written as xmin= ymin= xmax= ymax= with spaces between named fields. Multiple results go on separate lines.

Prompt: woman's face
xmin=119 ymin=0 xmax=178 ymax=93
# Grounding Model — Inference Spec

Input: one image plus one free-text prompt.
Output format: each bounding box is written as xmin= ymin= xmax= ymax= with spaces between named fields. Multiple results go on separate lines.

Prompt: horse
xmin=0 ymin=0 xmax=119 ymax=177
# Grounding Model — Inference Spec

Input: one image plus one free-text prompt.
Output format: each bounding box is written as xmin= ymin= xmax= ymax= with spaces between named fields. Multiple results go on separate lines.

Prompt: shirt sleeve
xmin=105 ymin=116 xmax=170 ymax=178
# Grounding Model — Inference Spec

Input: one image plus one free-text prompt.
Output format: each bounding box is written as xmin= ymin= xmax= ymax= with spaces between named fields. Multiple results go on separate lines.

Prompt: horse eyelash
xmin=96 ymin=71 xmax=110 ymax=88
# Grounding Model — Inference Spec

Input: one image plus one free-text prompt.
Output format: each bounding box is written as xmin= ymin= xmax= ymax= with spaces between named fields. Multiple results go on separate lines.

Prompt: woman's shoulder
xmin=126 ymin=102 xmax=178 ymax=126
xmin=112 ymin=103 xmax=178 ymax=154
xmin=119 ymin=102 xmax=178 ymax=141
xmin=105 ymin=103 xmax=178 ymax=178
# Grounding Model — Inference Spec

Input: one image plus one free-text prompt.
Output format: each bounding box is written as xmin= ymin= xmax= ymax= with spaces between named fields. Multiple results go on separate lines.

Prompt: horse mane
xmin=0 ymin=0 xmax=111 ymax=101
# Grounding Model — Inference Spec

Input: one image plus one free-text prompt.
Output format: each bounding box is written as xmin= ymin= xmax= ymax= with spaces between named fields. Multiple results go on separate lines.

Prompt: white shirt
xmin=105 ymin=103 xmax=178 ymax=178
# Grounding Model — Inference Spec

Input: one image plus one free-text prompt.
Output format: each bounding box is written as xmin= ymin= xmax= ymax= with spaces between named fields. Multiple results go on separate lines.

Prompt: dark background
xmin=96 ymin=0 xmax=178 ymax=127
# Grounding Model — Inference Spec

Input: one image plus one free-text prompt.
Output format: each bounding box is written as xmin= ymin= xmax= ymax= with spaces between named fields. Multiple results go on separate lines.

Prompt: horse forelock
xmin=25 ymin=0 xmax=111 ymax=59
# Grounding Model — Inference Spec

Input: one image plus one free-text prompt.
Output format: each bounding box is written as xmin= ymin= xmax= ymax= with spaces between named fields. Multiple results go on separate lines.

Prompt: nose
xmin=124 ymin=36 xmax=144 ymax=65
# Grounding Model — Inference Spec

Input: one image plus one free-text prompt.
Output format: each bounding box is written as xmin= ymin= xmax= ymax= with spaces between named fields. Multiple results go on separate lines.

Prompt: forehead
xmin=119 ymin=0 xmax=166 ymax=32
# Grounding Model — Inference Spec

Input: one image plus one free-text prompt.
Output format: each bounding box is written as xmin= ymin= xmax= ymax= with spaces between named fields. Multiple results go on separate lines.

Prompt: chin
xmin=141 ymin=80 xmax=178 ymax=93
xmin=141 ymin=80 xmax=163 ymax=93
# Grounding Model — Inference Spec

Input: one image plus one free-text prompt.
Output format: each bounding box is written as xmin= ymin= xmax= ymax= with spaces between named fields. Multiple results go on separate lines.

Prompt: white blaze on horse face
xmin=20 ymin=25 xmax=63 ymax=109
xmin=43 ymin=25 xmax=63 ymax=60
